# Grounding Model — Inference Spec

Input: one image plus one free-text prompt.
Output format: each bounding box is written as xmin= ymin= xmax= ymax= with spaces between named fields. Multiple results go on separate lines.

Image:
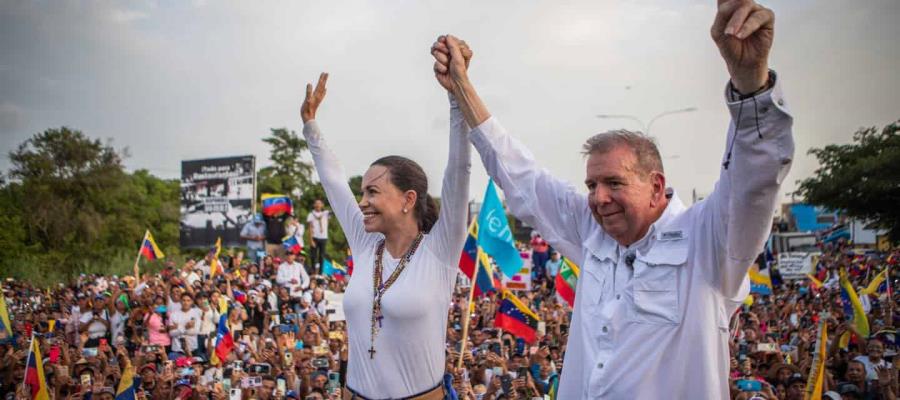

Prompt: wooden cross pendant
xmin=368 ymin=347 xmax=376 ymax=359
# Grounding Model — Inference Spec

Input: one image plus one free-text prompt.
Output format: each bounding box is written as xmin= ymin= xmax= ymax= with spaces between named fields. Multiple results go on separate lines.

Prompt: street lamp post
xmin=596 ymin=107 xmax=697 ymax=135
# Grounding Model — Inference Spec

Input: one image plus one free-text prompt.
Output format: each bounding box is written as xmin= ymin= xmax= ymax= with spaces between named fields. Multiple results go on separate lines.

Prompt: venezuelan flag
xmin=282 ymin=235 xmax=302 ymax=254
xmin=261 ymin=194 xmax=292 ymax=217
xmin=555 ymin=257 xmax=580 ymax=308
xmin=495 ymin=289 xmax=540 ymax=343
xmin=139 ymin=230 xmax=164 ymax=261
xmin=804 ymin=320 xmax=827 ymax=399
xmin=548 ymin=374 xmax=560 ymax=400
xmin=322 ymin=259 xmax=347 ymax=278
xmin=748 ymin=263 xmax=772 ymax=295
xmin=209 ymin=237 xmax=223 ymax=277
xmin=210 ymin=315 xmax=234 ymax=366
xmin=839 ymin=268 xmax=870 ymax=337
xmin=25 ymin=336 xmax=50 ymax=400
xmin=0 ymin=285 xmax=11 ymax=338
xmin=115 ymin=363 xmax=136 ymax=400
xmin=459 ymin=221 xmax=499 ymax=297
xmin=232 ymin=290 xmax=247 ymax=304
xmin=860 ymin=269 xmax=888 ymax=296
xmin=807 ymin=274 xmax=824 ymax=290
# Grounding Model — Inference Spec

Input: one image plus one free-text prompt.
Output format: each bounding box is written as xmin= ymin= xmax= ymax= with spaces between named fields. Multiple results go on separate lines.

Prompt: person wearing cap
xmin=79 ymin=295 xmax=111 ymax=347
xmin=277 ymin=250 xmax=310 ymax=299
xmin=242 ymin=213 xmax=267 ymax=263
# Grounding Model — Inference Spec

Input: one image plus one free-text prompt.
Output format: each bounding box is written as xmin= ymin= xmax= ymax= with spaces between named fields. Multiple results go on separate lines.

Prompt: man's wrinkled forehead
xmin=584 ymin=147 xmax=640 ymax=182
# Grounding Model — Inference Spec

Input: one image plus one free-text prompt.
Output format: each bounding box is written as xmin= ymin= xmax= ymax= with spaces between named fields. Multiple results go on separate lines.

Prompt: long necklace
xmin=368 ymin=232 xmax=424 ymax=359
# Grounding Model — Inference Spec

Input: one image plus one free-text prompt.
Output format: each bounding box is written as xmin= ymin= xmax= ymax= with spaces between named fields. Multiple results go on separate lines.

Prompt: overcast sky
xmin=1 ymin=0 xmax=898 ymax=207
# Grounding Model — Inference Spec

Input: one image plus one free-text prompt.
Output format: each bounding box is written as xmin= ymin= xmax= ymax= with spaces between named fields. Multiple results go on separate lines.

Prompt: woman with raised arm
xmin=299 ymin=72 xmax=471 ymax=399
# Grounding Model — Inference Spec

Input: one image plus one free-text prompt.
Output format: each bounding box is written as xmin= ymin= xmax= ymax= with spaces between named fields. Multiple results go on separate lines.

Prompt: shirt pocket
xmin=631 ymin=240 xmax=688 ymax=325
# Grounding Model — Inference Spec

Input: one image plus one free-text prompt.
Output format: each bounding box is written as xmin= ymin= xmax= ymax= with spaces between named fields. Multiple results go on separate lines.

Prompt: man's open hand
xmin=301 ymin=72 xmax=328 ymax=123
xmin=711 ymin=0 xmax=774 ymax=94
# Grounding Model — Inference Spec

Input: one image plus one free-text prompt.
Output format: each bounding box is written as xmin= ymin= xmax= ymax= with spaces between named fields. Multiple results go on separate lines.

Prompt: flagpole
xmin=134 ymin=230 xmax=148 ymax=281
xmin=23 ymin=333 xmax=34 ymax=388
xmin=457 ymin=247 xmax=482 ymax=370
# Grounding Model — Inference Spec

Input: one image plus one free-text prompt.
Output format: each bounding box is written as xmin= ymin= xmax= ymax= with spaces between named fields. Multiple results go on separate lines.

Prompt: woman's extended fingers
xmin=314 ymin=72 xmax=328 ymax=98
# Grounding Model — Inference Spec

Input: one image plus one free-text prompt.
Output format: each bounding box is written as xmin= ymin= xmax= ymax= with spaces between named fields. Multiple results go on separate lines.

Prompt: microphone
xmin=625 ymin=253 xmax=636 ymax=269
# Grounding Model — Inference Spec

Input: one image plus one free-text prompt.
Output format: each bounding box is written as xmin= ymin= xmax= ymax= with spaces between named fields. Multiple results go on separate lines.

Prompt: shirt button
xmin=616 ymin=294 xmax=621 ymax=300
xmin=777 ymin=98 xmax=785 ymax=106
xmin=597 ymin=362 xmax=604 ymax=369
xmin=602 ymin=326 xmax=608 ymax=333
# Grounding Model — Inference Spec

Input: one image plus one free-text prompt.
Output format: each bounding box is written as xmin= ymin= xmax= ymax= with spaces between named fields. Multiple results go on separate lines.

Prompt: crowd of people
xmin=1 ymin=212 xmax=897 ymax=400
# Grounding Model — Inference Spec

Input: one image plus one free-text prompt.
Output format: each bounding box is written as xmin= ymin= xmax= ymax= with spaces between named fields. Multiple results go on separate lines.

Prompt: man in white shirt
xmin=168 ymin=293 xmax=202 ymax=355
xmin=277 ymin=251 xmax=310 ymax=298
xmin=306 ymin=199 xmax=330 ymax=272
xmin=432 ymin=0 xmax=791 ymax=397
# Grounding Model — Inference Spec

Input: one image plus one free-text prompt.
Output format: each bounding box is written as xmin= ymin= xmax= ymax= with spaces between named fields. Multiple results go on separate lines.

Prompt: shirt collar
xmin=586 ymin=189 xmax=687 ymax=263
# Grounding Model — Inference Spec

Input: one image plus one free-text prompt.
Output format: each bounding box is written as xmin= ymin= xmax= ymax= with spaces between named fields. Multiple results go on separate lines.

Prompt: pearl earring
xmin=403 ymin=208 xmax=408 ymax=213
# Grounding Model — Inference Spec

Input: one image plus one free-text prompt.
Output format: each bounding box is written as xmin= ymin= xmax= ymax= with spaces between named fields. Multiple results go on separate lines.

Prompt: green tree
xmin=1 ymin=127 xmax=180 ymax=283
xmin=257 ymin=128 xmax=312 ymax=197
xmin=796 ymin=120 xmax=900 ymax=241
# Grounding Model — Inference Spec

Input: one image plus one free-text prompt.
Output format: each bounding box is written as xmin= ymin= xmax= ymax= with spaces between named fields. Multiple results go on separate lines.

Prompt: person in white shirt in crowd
xmin=79 ymin=295 xmax=111 ymax=347
xmin=241 ymin=213 xmax=267 ymax=263
xmin=181 ymin=260 xmax=201 ymax=287
xmin=855 ymin=339 xmax=890 ymax=382
xmin=277 ymin=250 xmax=310 ymax=298
xmin=307 ymin=199 xmax=330 ymax=273
xmin=109 ymin=295 xmax=129 ymax=343
xmin=197 ymin=295 xmax=219 ymax=358
xmin=168 ymin=293 xmax=203 ymax=356
xmin=431 ymin=0 xmax=792 ymax=396
xmin=310 ymin=287 xmax=328 ymax=317
xmin=299 ymin=69 xmax=470 ymax=399
xmin=545 ymin=251 xmax=564 ymax=291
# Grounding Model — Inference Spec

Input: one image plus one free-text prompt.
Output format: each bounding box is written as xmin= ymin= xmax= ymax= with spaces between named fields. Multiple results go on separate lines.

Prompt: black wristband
xmin=730 ymin=70 xmax=777 ymax=101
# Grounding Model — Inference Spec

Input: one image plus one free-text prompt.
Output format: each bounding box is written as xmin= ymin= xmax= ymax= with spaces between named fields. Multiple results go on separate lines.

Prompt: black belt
xmin=345 ymin=381 xmax=442 ymax=400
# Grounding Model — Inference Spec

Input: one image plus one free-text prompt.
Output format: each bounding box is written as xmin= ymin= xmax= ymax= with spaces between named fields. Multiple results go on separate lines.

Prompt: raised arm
xmin=432 ymin=36 xmax=592 ymax=264
xmin=300 ymin=73 xmax=373 ymax=252
xmin=702 ymin=0 xmax=794 ymax=299
xmin=426 ymin=39 xmax=472 ymax=263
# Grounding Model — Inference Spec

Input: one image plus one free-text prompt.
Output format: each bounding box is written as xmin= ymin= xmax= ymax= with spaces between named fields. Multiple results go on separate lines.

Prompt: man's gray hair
xmin=582 ymin=130 xmax=664 ymax=176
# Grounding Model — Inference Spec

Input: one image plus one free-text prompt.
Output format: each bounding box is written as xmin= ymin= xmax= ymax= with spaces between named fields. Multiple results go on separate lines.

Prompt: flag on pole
xmin=495 ymin=289 xmax=540 ymax=343
xmin=282 ymin=235 xmax=303 ymax=255
xmin=322 ymin=259 xmax=347 ymax=279
xmin=209 ymin=315 xmax=234 ymax=366
xmin=115 ymin=363 xmax=136 ymax=400
xmin=804 ymin=320 xmax=827 ymax=400
xmin=839 ymin=268 xmax=870 ymax=338
xmin=555 ymin=257 xmax=580 ymax=308
xmin=209 ymin=237 xmax=223 ymax=277
xmin=459 ymin=221 xmax=499 ymax=297
xmin=807 ymin=274 xmax=824 ymax=290
xmin=139 ymin=230 xmax=165 ymax=261
xmin=25 ymin=335 xmax=50 ymax=400
xmin=477 ymin=180 xmax=523 ymax=278
xmin=0 ymin=285 xmax=11 ymax=338
xmin=748 ymin=263 xmax=773 ymax=295
xmin=261 ymin=194 xmax=293 ymax=217
xmin=860 ymin=269 xmax=888 ymax=296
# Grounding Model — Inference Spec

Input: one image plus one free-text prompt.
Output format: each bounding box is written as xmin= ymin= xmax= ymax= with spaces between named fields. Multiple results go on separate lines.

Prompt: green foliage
xmin=256 ymin=126 xmax=363 ymax=262
xmin=257 ymin=128 xmax=312 ymax=196
xmin=796 ymin=120 xmax=900 ymax=241
xmin=0 ymin=127 xmax=180 ymax=285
